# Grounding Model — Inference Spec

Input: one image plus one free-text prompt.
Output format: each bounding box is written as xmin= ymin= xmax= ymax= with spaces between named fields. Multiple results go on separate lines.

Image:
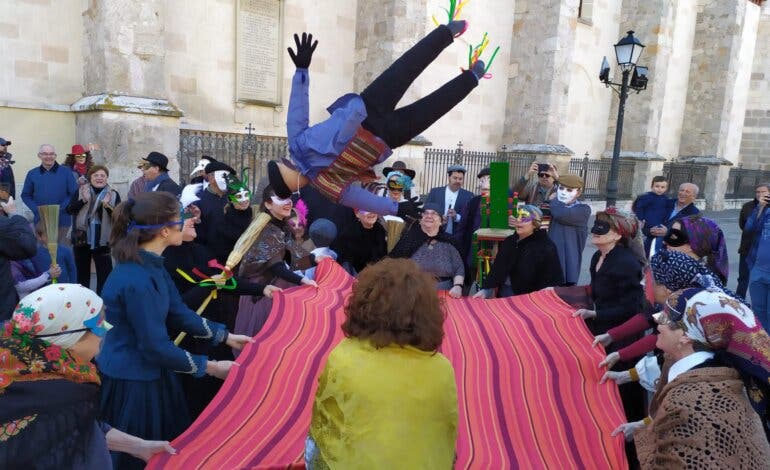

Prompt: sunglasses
xmin=538 ymin=173 xmax=551 ymax=178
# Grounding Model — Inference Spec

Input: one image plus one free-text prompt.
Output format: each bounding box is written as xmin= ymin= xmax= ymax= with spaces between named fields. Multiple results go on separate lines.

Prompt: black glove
xmin=397 ymin=197 xmax=423 ymax=220
xmin=287 ymin=32 xmax=318 ymax=69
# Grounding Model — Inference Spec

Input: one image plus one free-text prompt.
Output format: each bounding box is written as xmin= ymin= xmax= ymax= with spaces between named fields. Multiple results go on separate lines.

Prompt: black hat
xmin=204 ymin=161 xmax=235 ymax=174
xmin=477 ymin=167 xmax=490 ymax=178
xmin=382 ymin=160 xmax=416 ymax=179
xmin=143 ymin=151 xmax=169 ymax=172
xmin=0 ymin=137 xmax=11 ymax=146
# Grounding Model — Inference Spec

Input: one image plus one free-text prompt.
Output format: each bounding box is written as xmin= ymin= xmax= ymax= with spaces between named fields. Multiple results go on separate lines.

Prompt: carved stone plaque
xmin=236 ymin=0 xmax=283 ymax=105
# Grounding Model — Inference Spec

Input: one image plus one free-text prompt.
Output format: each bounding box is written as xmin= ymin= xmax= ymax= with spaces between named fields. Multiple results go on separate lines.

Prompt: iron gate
xmin=177 ymin=129 xmax=288 ymax=196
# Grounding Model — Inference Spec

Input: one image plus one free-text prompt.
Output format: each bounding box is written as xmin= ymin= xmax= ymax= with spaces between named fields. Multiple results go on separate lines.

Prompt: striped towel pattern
xmin=148 ymin=261 xmax=627 ymax=469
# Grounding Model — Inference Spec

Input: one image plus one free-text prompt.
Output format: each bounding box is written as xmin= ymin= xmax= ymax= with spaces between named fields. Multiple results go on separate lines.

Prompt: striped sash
xmin=311 ymin=127 xmax=389 ymax=202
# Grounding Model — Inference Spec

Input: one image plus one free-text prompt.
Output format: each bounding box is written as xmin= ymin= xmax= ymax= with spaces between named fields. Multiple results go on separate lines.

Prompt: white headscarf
xmin=18 ymin=284 xmax=104 ymax=349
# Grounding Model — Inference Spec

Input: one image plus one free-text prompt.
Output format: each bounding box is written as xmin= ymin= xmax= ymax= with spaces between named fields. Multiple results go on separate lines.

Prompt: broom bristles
xmin=225 ymin=212 xmax=272 ymax=270
xmin=38 ymin=205 xmax=60 ymax=282
xmin=386 ymin=219 xmax=405 ymax=253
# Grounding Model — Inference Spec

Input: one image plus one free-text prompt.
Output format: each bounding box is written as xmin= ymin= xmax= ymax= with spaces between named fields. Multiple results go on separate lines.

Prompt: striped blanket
xmin=148 ymin=260 xmax=628 ymax=469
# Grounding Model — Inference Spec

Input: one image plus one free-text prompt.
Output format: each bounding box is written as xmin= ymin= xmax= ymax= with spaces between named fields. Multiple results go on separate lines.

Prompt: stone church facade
xmin=0 ymin=0 xmax=767 ymax=209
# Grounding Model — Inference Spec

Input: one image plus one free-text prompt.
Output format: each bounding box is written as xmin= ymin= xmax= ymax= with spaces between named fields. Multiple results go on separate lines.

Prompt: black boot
xmin=267 ymin=160 xmax=293 ymax=198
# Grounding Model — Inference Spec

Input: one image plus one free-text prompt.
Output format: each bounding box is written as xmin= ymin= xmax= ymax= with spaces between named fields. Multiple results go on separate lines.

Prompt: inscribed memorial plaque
xmin=237 ymin=0 xmax=283 ymax=105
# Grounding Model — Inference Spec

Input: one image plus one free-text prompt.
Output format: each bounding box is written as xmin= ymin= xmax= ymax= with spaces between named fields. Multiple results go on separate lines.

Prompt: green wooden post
xmin=489 ymin=162 xmax=509 ymax=229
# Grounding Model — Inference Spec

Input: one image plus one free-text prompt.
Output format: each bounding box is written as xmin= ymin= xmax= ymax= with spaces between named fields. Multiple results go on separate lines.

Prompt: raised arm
xmin=286 ymin=33 xmax=318 ymax=143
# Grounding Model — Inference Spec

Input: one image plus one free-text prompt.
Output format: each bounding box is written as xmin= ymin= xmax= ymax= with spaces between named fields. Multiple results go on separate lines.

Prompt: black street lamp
xmin=600 ymin=30 xmax=649 ymax=207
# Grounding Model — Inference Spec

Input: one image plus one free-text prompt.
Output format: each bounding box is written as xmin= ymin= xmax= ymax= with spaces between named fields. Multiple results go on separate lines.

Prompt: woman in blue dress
xmin=97 ymin=191 xmax=253 ymax=470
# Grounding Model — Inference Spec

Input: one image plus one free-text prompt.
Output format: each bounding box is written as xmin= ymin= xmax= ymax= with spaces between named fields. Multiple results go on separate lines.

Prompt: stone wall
xmin=561 ymin=0 xmax=622 ymax=160
xmin=504 ymin=0 xmax=579 ymax=146
xmin=740 ymin=4 xmax=770 ymax=169
xmin=656 ymin=0 xmax=697 ymax=160
xmin=0 ymin=0 xmax=85 ymax=105
xmin=604 ymin=0 xmax=677 ymax=158
xmin=679 ymin=0 xmax=759 ymax=163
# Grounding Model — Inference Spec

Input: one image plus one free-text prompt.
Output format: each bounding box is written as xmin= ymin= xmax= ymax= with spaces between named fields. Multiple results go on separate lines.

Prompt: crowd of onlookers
xmin=2 ymin=135 xmax=770 ymax=468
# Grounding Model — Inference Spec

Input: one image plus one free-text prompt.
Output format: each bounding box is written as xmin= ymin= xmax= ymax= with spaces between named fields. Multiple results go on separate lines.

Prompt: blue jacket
xmin=21 ymin=162 xmax=78 ymax=226
xmin=746 ymin=205 xmax=770 ymax=272
xmin=633 ymin=192 xmax=669 ymax=237
xmin=424 ymin=185 xmax=474 ymax=236
xmin=30 ymin=244 xmax=76 ymax=284
xmin=287 ymin=68 xmax=371 ymax=178
xmin=98 ymin=250 xmax=227 ymax=381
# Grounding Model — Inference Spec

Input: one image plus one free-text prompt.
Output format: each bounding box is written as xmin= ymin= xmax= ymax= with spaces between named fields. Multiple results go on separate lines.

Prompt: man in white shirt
xmin=425 ymin=164 xmax=473 ymax=236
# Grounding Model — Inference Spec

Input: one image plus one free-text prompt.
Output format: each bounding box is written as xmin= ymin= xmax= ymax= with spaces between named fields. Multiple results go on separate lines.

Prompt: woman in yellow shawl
xmin=306 ymin=257 xmax=458 ymax=469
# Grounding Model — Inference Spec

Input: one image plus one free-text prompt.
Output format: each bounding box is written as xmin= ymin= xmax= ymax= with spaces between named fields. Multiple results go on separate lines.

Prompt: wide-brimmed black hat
xmin=204 ymin=161 xmax=235 ymax=174
xmin=382 ymin=160 xmax=416 ymax=179
xmin=143 ymin=151 xmax=169 ymax=171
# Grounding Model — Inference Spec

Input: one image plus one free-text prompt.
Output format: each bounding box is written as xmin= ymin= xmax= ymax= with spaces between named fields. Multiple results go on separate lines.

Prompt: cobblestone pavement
xmin=579 ymin=209 xmax=743 ymax=292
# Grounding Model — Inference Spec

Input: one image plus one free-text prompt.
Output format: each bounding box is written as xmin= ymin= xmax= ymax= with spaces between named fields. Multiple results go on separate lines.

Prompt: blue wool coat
xmin=21 ymin=162 xmax=78 ymax=226
xmin=98 ymin=250 xmax=227 ymax=381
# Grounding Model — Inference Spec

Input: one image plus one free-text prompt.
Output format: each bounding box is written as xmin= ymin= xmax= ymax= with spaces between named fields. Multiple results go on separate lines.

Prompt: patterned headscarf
xmin=651 ymin=249 xmax=734 ymax=295
xmin=678 ymin=215 xmax=729 ymax=283
xmin=663 ymin=287 xmax=770 ymax=425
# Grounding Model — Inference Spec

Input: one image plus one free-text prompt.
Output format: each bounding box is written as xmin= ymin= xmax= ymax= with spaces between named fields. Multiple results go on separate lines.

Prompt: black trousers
xmin=73 ymin=245 xmax=113 ymax=294
xmin=360 ymin=25 xmax=478 ymax=149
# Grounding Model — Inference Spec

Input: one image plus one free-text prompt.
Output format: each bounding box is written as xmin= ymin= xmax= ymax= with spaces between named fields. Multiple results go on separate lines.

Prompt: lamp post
xmin=600 ymin=31 xmax=649 ymax=207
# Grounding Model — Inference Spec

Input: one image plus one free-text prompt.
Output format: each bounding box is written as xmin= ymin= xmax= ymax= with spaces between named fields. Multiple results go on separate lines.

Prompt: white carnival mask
xmin=557 ymin=186 xmax=579 ymax=203
xmin=214 ymin=170 xmax=230 ymax=191
xmin=190 ymin=158 xmax=210 ymax=177
xmin=232 ymin=188 xmax=251 ymax=204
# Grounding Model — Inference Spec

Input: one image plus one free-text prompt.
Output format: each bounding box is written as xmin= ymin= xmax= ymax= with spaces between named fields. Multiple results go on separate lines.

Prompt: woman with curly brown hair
xmin=305 ymin=257 xmax=457 ymax=469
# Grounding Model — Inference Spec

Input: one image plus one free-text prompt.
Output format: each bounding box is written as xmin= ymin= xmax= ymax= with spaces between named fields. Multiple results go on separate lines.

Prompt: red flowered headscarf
xmin=1 ymin=285 xmax=103 ymax=391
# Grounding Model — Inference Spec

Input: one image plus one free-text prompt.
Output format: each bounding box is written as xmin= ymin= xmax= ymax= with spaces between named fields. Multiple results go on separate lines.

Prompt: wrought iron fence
xmin=725 ymin=166 xmax=770 ymax=199
xmin=568 ymin=157 xmax=635 ymax=200
xmin=177 ymin=129 xmax=288 ymax=195
xmin=662 ymin=162 xmax=708 ymax=199
xmin=423 ymin=143 xmax=536 ymax=194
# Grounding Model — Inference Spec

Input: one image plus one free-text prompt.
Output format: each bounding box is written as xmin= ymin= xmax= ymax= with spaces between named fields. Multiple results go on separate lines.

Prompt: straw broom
xmin=385 ymin=218 xmax=405 ymax=253
xmin=174 ymin=211 xmax=272 ymax=345
xmin=38 ymin=205 xmax=60 ymax=284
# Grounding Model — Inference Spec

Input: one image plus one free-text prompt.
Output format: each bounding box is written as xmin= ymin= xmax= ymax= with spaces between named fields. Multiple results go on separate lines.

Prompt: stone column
xmin=353 ymin=0 xmax=428 ymax=102
xmin=740 ymin=3 xmax=770 ymax=170
xmin=74 ymin=0 xmax=182 ymax=197
xmin=678 ymin=0 xmax=760 ymax=193
xmin=676 ymin=156 xmax=732 ymax=211
xmin=503 ymin=0 xmax=580 ymax=147
xmin=604 ymin=0 xmax=680 ymax=160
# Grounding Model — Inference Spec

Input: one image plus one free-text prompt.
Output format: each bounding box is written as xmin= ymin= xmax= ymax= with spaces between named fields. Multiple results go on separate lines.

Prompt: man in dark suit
xmin=649 ymin=182 xmax=700 ymax=255
xmin=456 ymin=167 xmax=490 ymax=288
xmin=425 ymin=164 xmax=473 ymax=236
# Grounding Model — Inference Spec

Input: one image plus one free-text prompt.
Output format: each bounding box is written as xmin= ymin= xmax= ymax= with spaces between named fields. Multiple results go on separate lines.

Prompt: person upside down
xmin=269 ymin=17 xmax=496 ymax=218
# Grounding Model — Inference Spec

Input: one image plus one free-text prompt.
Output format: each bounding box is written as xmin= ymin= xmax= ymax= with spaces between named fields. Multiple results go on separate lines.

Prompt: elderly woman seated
xmin=389 ymin=202 xmax=465 ymax=298
xmin=0 ymin=284 xmax=175 ymax=467
xmin=473 ymin=205 xmax=563 ymax=298
xmin=305 ymin=258 xmax=457 ymax=469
